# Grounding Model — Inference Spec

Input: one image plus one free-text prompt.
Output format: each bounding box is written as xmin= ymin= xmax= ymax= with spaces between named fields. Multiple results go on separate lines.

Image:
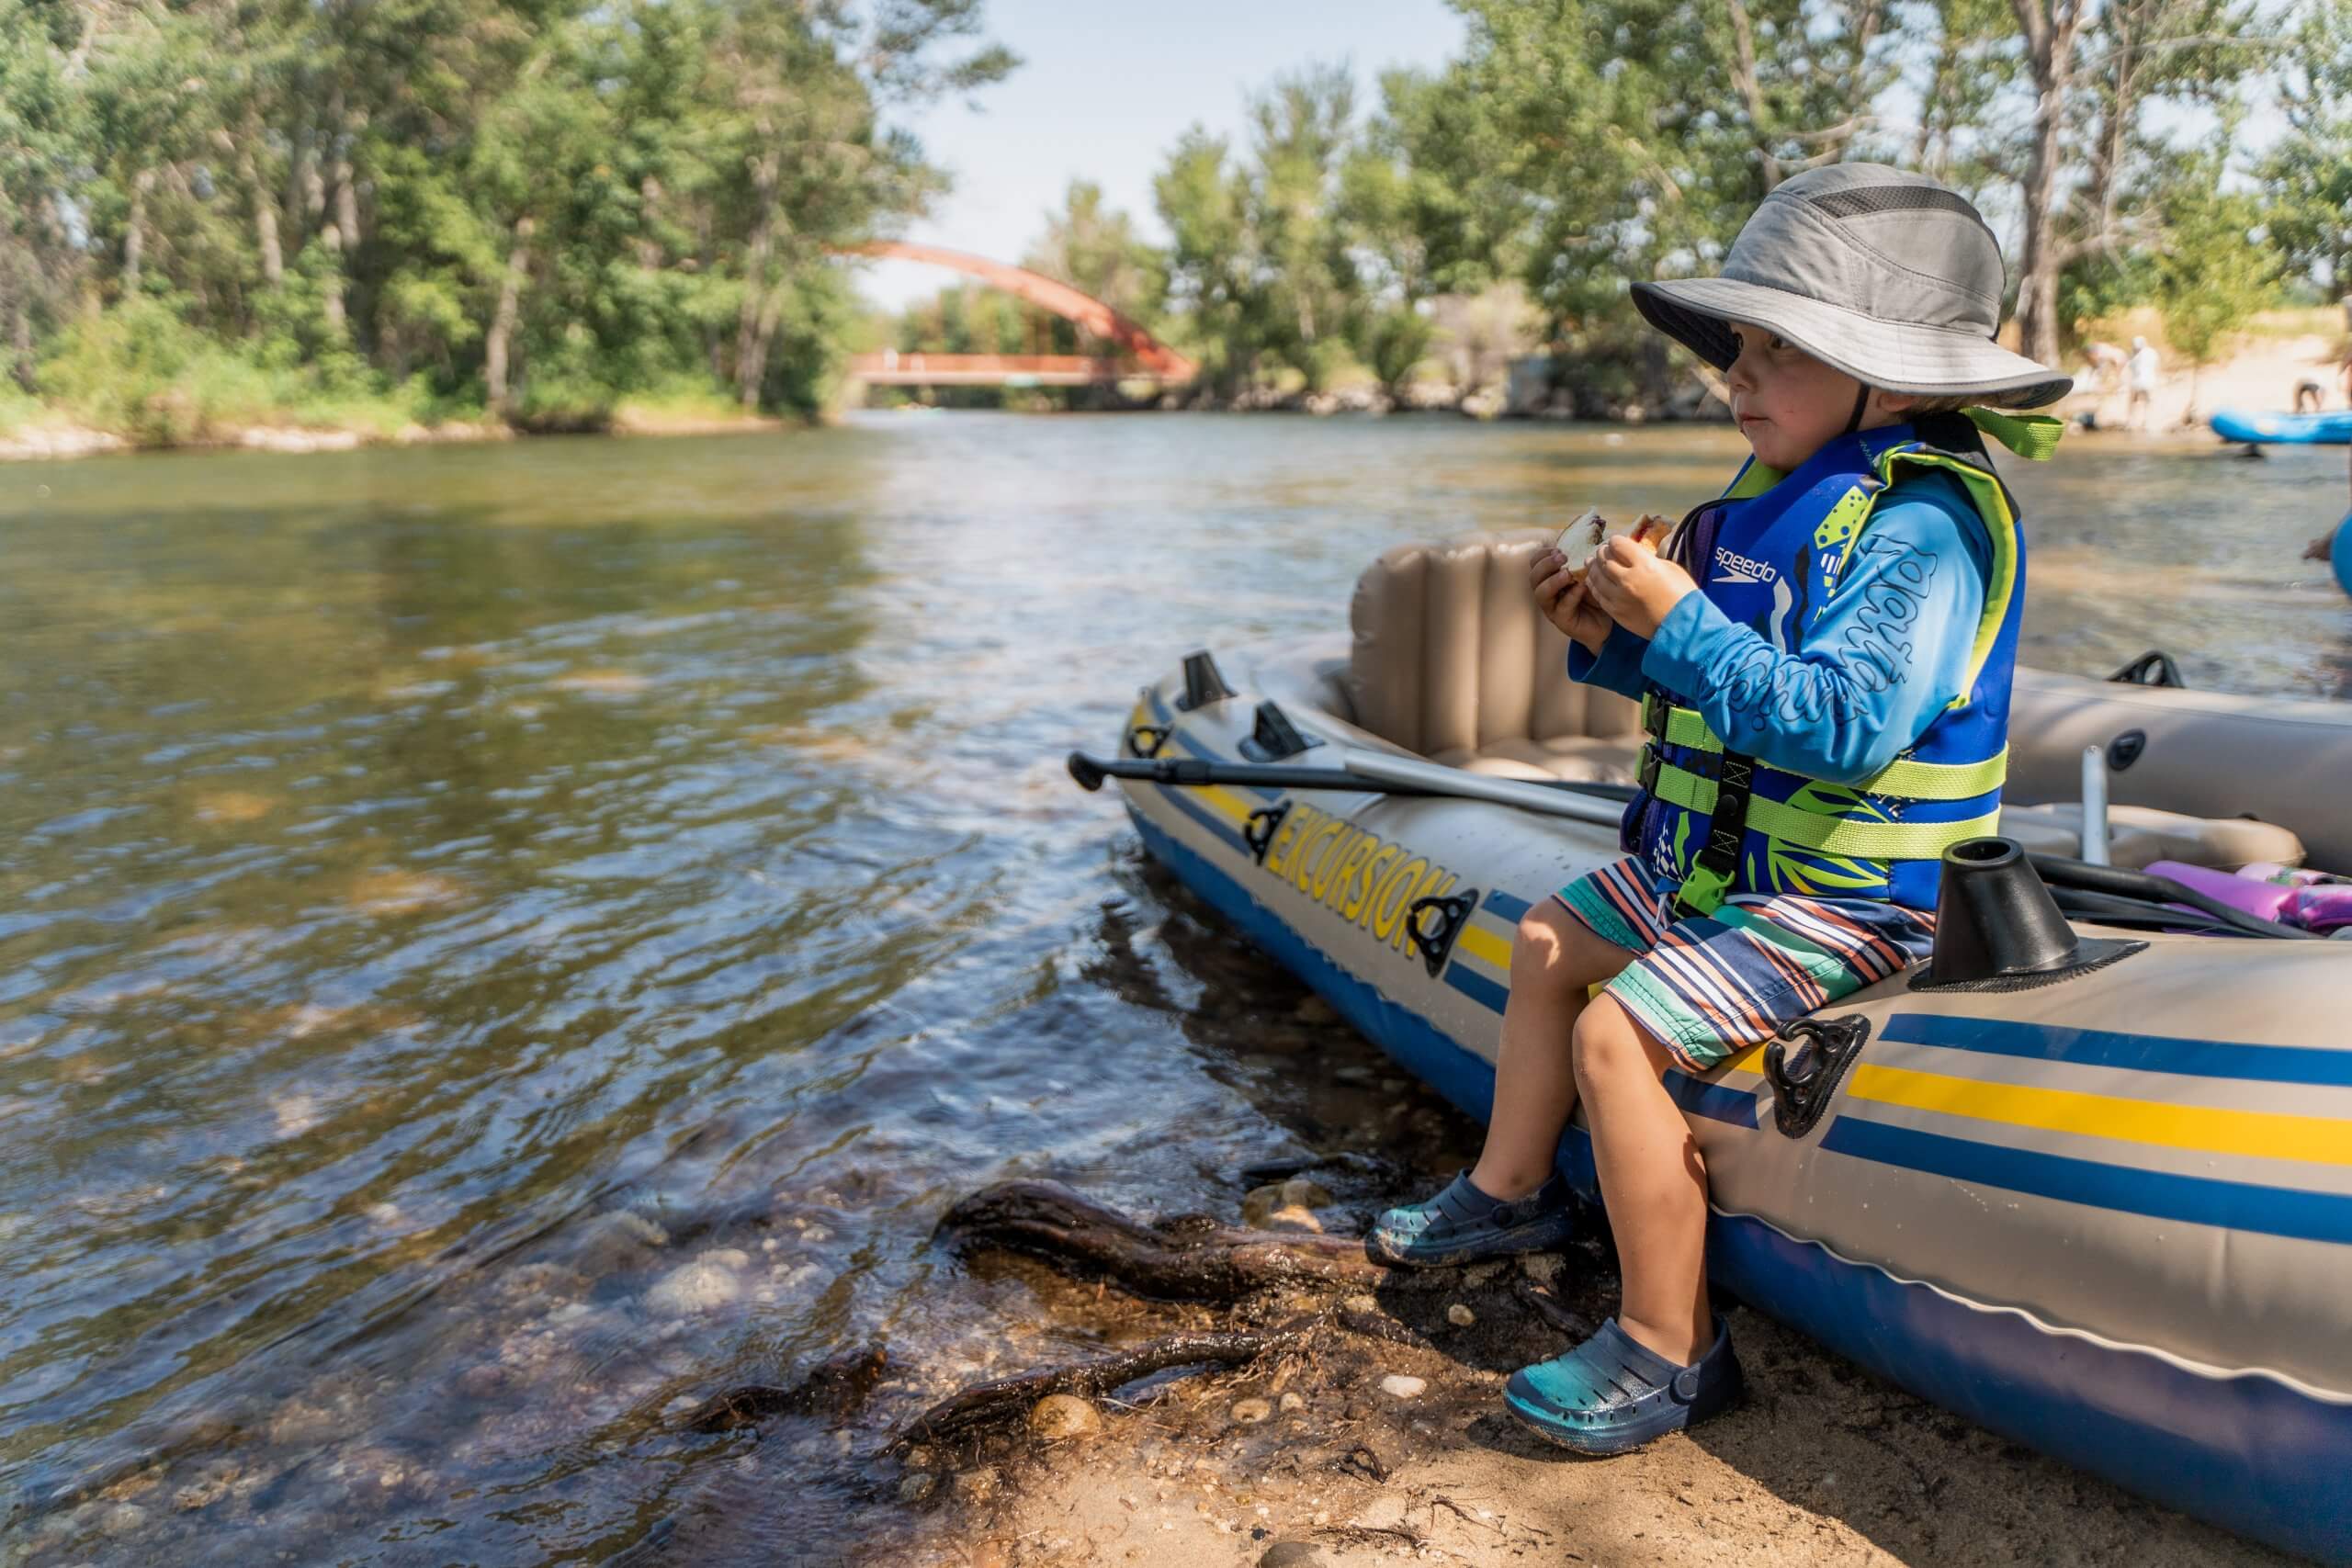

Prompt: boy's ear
xmin=1872 ymin=389 xmax=1921 ymax=418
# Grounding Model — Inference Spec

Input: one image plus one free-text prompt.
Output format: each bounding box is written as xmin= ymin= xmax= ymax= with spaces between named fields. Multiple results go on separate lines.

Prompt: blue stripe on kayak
xmin=1821 ymin=1116 xmax=2352 ymax=1247
xmin=1668 ymin=1075 xmax=1760 ymax=1130
xmin=1712 ymin=1209 xmax=2352 ymax=1564
xmin=1443 ymin=964 xmax=1510 ymax=1014
xmin=1880 ymin=1011 xmax=2352 ymax=1088
xmin=1128 ymin=784 xmax=2352 ymax=1562
xmin=1148 ymin=781 xmax=1251 ymax=858
xmin=1482 ymin=887 xmax=1533 ymax=922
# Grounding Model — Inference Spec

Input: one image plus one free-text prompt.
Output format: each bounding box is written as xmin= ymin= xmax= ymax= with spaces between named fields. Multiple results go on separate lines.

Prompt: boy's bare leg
xmin=1468 ymin=901 xmax=1634 ymax=1201
xmin=1574 ymin=996 xmax=1712 ymax=1366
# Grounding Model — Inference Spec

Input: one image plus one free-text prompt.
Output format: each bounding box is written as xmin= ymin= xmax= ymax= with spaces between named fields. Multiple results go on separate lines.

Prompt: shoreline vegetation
xmin=3 ymin=308 xmax=2339 ymax=465
xmin=4 ymin=1 xmax=2346 ymax=468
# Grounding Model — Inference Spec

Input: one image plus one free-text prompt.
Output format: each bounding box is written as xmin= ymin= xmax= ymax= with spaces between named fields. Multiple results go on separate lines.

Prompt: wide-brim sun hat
xmin=1631 ymin=164 xmax=2073 ymax=411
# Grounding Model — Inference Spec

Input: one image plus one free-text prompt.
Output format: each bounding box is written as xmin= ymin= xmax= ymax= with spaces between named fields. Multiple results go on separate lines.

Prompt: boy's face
xmin=1723 ymin=322 xmax=1873 ymax=469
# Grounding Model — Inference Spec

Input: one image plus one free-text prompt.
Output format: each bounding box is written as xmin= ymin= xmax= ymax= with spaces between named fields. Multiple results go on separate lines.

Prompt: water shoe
xmin=1365 ymin=1169 xmax=1576 ymax=1267
xmin=1505 ymin=1315 xmax=1743 ymax=1455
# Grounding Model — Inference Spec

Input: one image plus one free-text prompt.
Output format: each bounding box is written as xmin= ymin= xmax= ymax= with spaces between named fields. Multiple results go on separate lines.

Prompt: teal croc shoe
xmin=1365 ymin=1170 xmax=1576 ymax=1268
xmin=1505 ymin=1316 xmax=1742 ymax=1455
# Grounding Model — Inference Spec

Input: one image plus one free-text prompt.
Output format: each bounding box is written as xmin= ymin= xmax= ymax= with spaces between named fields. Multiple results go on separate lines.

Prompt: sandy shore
xmin=2056 ymin=324 xmax=2348 ymax=446
xmin=874 ymin=1217 xmax=2301 ymax=1568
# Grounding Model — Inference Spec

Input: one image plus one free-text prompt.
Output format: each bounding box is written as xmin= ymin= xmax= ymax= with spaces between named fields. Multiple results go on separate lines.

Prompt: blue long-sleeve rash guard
xmin=1569 ymin=470 xmax=1992 ymax=786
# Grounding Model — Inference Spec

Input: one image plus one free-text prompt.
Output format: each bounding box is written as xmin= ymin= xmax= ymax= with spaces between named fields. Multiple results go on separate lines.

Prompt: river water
xmin=2 ymin=415 xmax=2346 ymax=1564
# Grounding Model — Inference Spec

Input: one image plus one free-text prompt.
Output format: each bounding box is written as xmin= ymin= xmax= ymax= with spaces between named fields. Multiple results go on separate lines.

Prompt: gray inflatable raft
xmin=1093 ymin=534 xmax=2352 ymax=1562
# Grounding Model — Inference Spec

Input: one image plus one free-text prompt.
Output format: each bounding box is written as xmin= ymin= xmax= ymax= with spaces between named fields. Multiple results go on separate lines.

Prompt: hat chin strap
xmin=1842 ymin=381 xmax=1872 ymax=434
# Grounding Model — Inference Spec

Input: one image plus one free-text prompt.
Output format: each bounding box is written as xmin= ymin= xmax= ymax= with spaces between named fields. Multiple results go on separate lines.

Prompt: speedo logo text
xmin=1713 ymin=546 xmax=1779 ymax=585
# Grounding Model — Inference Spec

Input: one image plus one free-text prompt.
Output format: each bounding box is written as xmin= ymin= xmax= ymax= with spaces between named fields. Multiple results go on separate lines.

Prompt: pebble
xmin=1342 ymin=1294 xmax=1379 ymax=1315
xmin=1519 ymin=1252 xmax=1565 ymax=1284
xmin=1242 ymin=1180 xmax=1329 ymax=1233
xmin=1278 ymin=1392 xmax=1306 ymax=1414
xmin=897 ymin=1471 xmax=937 ymax=1504
xmin=1380 ymin=1374 xmax=1426 ymax=1399
xmin=1260 ymin=1543 xmax=1325 ymax=1568
xmin=1229 ymin=1396 xmax=1273 ymax=1425
xmin=1446 ymin=1303 xmax=1476 ymax=1327
xmin=952 ymin=1468 xmax=1001 ymax=1504
xmin=1027 ymin=1393 xmax=1103 ymax=1439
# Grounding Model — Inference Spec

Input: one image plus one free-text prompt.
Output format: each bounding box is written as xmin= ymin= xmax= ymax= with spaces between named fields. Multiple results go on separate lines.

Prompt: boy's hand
xmin=1584 ymin=536 xmax=1699 ymax=639
xmin=1531 ymin=546 xmax=1613 ymax=654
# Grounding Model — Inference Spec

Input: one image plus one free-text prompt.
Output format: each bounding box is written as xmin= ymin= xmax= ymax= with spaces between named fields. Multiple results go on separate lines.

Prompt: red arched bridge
xmin=842 ymin=241 xmax=1195 ymax=387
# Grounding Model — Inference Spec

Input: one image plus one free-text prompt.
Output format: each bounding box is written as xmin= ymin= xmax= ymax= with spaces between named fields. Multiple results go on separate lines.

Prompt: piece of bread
xmin=1555 ymin=511 xmax=1669 ymax=584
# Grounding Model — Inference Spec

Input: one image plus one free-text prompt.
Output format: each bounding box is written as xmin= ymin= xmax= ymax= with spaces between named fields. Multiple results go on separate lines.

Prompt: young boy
xmin=1368 ymin=164 xmax=2072 ymax=1453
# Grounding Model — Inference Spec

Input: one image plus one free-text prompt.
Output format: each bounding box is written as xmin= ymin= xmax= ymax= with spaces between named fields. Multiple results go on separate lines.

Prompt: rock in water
xmin=1278 ymin=1178 xmax=1334 ymax=1210
xmin=645 ymin=1251 xmax=745 ymax=1316
xmin=1026 ymin=1393 xmax=1102 ymax=1440
xmin=1379 ymin=1374 xmax=1426 ymax=1399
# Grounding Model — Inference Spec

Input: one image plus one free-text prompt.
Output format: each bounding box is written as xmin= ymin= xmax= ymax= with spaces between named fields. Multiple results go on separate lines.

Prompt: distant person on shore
xmin=2127 ymin=335 xmax=2160 ymax=430
xmin=1366 ymin=165 xmax=2070 ymax=1455
xmin=2295 ymin=378 xmax=2326 ymax=415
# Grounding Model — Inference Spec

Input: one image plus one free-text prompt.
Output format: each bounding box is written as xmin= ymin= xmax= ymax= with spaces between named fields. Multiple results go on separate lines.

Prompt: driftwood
xmin=673 ymin=1345 xmax=888 ymax=1434
xmin=897 ymin=1325 xmax=1310 ymax=1447
xmin=940 ymin=1179 xmax=1395 ymax=1302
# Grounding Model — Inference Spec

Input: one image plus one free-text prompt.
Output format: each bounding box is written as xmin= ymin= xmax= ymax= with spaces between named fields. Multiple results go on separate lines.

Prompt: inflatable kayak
xmin=2211 ymin=407 xmax=2352 ymax=445
xmin=1080 ymin=533 xmax=2352 ymax=1563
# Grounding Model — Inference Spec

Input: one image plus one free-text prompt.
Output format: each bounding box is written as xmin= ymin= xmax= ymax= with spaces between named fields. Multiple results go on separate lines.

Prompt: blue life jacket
xmin=1632 ymin=410 xmax=2056 ymax=914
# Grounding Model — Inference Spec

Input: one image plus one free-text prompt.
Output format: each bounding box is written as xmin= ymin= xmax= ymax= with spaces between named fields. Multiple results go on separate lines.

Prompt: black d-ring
xmin=1126 ymin=723 xmax=1170 ymax=759
xmin=1761 ymin=1014 xmax=1871 ymax=1138
xmin=1243 ymin=803 xmax=1290 ymax=863
xmin=1405 ymin=887 xmax=1479 ymax=977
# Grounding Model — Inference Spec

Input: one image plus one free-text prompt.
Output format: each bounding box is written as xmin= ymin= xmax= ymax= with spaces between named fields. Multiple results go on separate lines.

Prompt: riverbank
xmin=867 ymin=1110 xmax=2294 ymax=1568
xmin=8 ymin=313 xmax=2340 ymax=465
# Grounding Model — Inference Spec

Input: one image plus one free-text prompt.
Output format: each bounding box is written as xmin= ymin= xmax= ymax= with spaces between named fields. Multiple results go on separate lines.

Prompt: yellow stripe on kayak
xmin=1453 ymin=921 xmax=1513 ymax=974
xmin=1196 ymin=784 xmax=1254 ymax=825
xmin=1846 ymin=1063 xmax=2352 ymax=1168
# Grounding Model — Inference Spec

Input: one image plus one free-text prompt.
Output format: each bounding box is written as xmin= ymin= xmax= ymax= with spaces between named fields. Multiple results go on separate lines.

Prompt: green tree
xmin=2153 ymin=155 xmax=2280 ymax=419
xmin=2260 ymin=0 xmax=2352 ymax=292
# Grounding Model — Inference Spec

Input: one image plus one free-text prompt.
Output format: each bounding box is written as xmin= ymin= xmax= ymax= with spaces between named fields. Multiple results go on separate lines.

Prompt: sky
xmin=850 ymin=0 xmax=1468 ymax=310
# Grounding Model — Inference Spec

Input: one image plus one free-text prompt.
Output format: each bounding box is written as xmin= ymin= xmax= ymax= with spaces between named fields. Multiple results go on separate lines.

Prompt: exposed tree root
xmin=939 ymin=1179 xmax=1397 ymax=1302
xmin=896 ymin=1324 xmax=1313 ymax=1448
xmin=673 ymin=1344 xmax=889 ymax=1433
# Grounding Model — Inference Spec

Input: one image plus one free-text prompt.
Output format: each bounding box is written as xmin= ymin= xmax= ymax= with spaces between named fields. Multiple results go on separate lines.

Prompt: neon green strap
xmin=1962 ymin=407 xmax=2064 ymax=461
xmin=1646 ymin=705 xmax=2007 ymax=801
xmin=1646 ymin=758 xmax=2001 ymax=860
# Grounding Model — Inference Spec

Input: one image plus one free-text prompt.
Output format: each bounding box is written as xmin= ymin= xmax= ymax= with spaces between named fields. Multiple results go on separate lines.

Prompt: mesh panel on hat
xmin=1804 ymin=186 xmax=1992 ymax=227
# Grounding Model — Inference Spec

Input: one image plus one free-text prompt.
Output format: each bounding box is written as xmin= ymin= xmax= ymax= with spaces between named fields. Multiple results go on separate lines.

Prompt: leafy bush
xmin=34 ymin=298 xmax=436 ymax=445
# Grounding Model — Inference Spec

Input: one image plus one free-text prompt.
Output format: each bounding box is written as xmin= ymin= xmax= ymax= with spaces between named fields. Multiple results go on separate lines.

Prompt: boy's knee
xmin=1505 ymin=902 xmax=1599 ymax=1001
xmin=1571 ymin=1001 xmax=1661 ymax=1089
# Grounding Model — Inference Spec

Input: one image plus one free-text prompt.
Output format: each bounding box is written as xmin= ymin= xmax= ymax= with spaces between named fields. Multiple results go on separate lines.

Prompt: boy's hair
xmin=1897 ymin=393 xmax=1977 ymax=416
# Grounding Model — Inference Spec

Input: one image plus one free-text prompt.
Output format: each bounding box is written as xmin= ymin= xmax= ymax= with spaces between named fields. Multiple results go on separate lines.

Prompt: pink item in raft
xmin=2141 ymin=861 xmax=2298 ymax=921
xmin=2282 ymin=885 xmax=2352 ymax=934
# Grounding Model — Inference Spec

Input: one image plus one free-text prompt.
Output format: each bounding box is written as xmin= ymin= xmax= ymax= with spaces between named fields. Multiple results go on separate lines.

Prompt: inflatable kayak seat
xmin=1341 ymin=533 xmax=2306 ymax=866
xmin=1348 ymin=533 xmax=1644 ymax=784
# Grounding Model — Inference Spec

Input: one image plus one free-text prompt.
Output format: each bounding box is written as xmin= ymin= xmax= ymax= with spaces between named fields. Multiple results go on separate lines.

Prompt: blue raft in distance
xmin=2211 ymin=408 xmax=2352 ymax=446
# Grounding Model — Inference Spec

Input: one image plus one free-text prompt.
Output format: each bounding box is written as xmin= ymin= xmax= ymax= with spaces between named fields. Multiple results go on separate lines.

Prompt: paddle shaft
xmin=1067 ymin=750 xmax=1637 ymax=814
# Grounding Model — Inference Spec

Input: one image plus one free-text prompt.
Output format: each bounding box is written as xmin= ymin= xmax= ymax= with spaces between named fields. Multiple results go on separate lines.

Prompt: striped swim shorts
xmin=1557 ymin=855 xmax=1937 ymax=1073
